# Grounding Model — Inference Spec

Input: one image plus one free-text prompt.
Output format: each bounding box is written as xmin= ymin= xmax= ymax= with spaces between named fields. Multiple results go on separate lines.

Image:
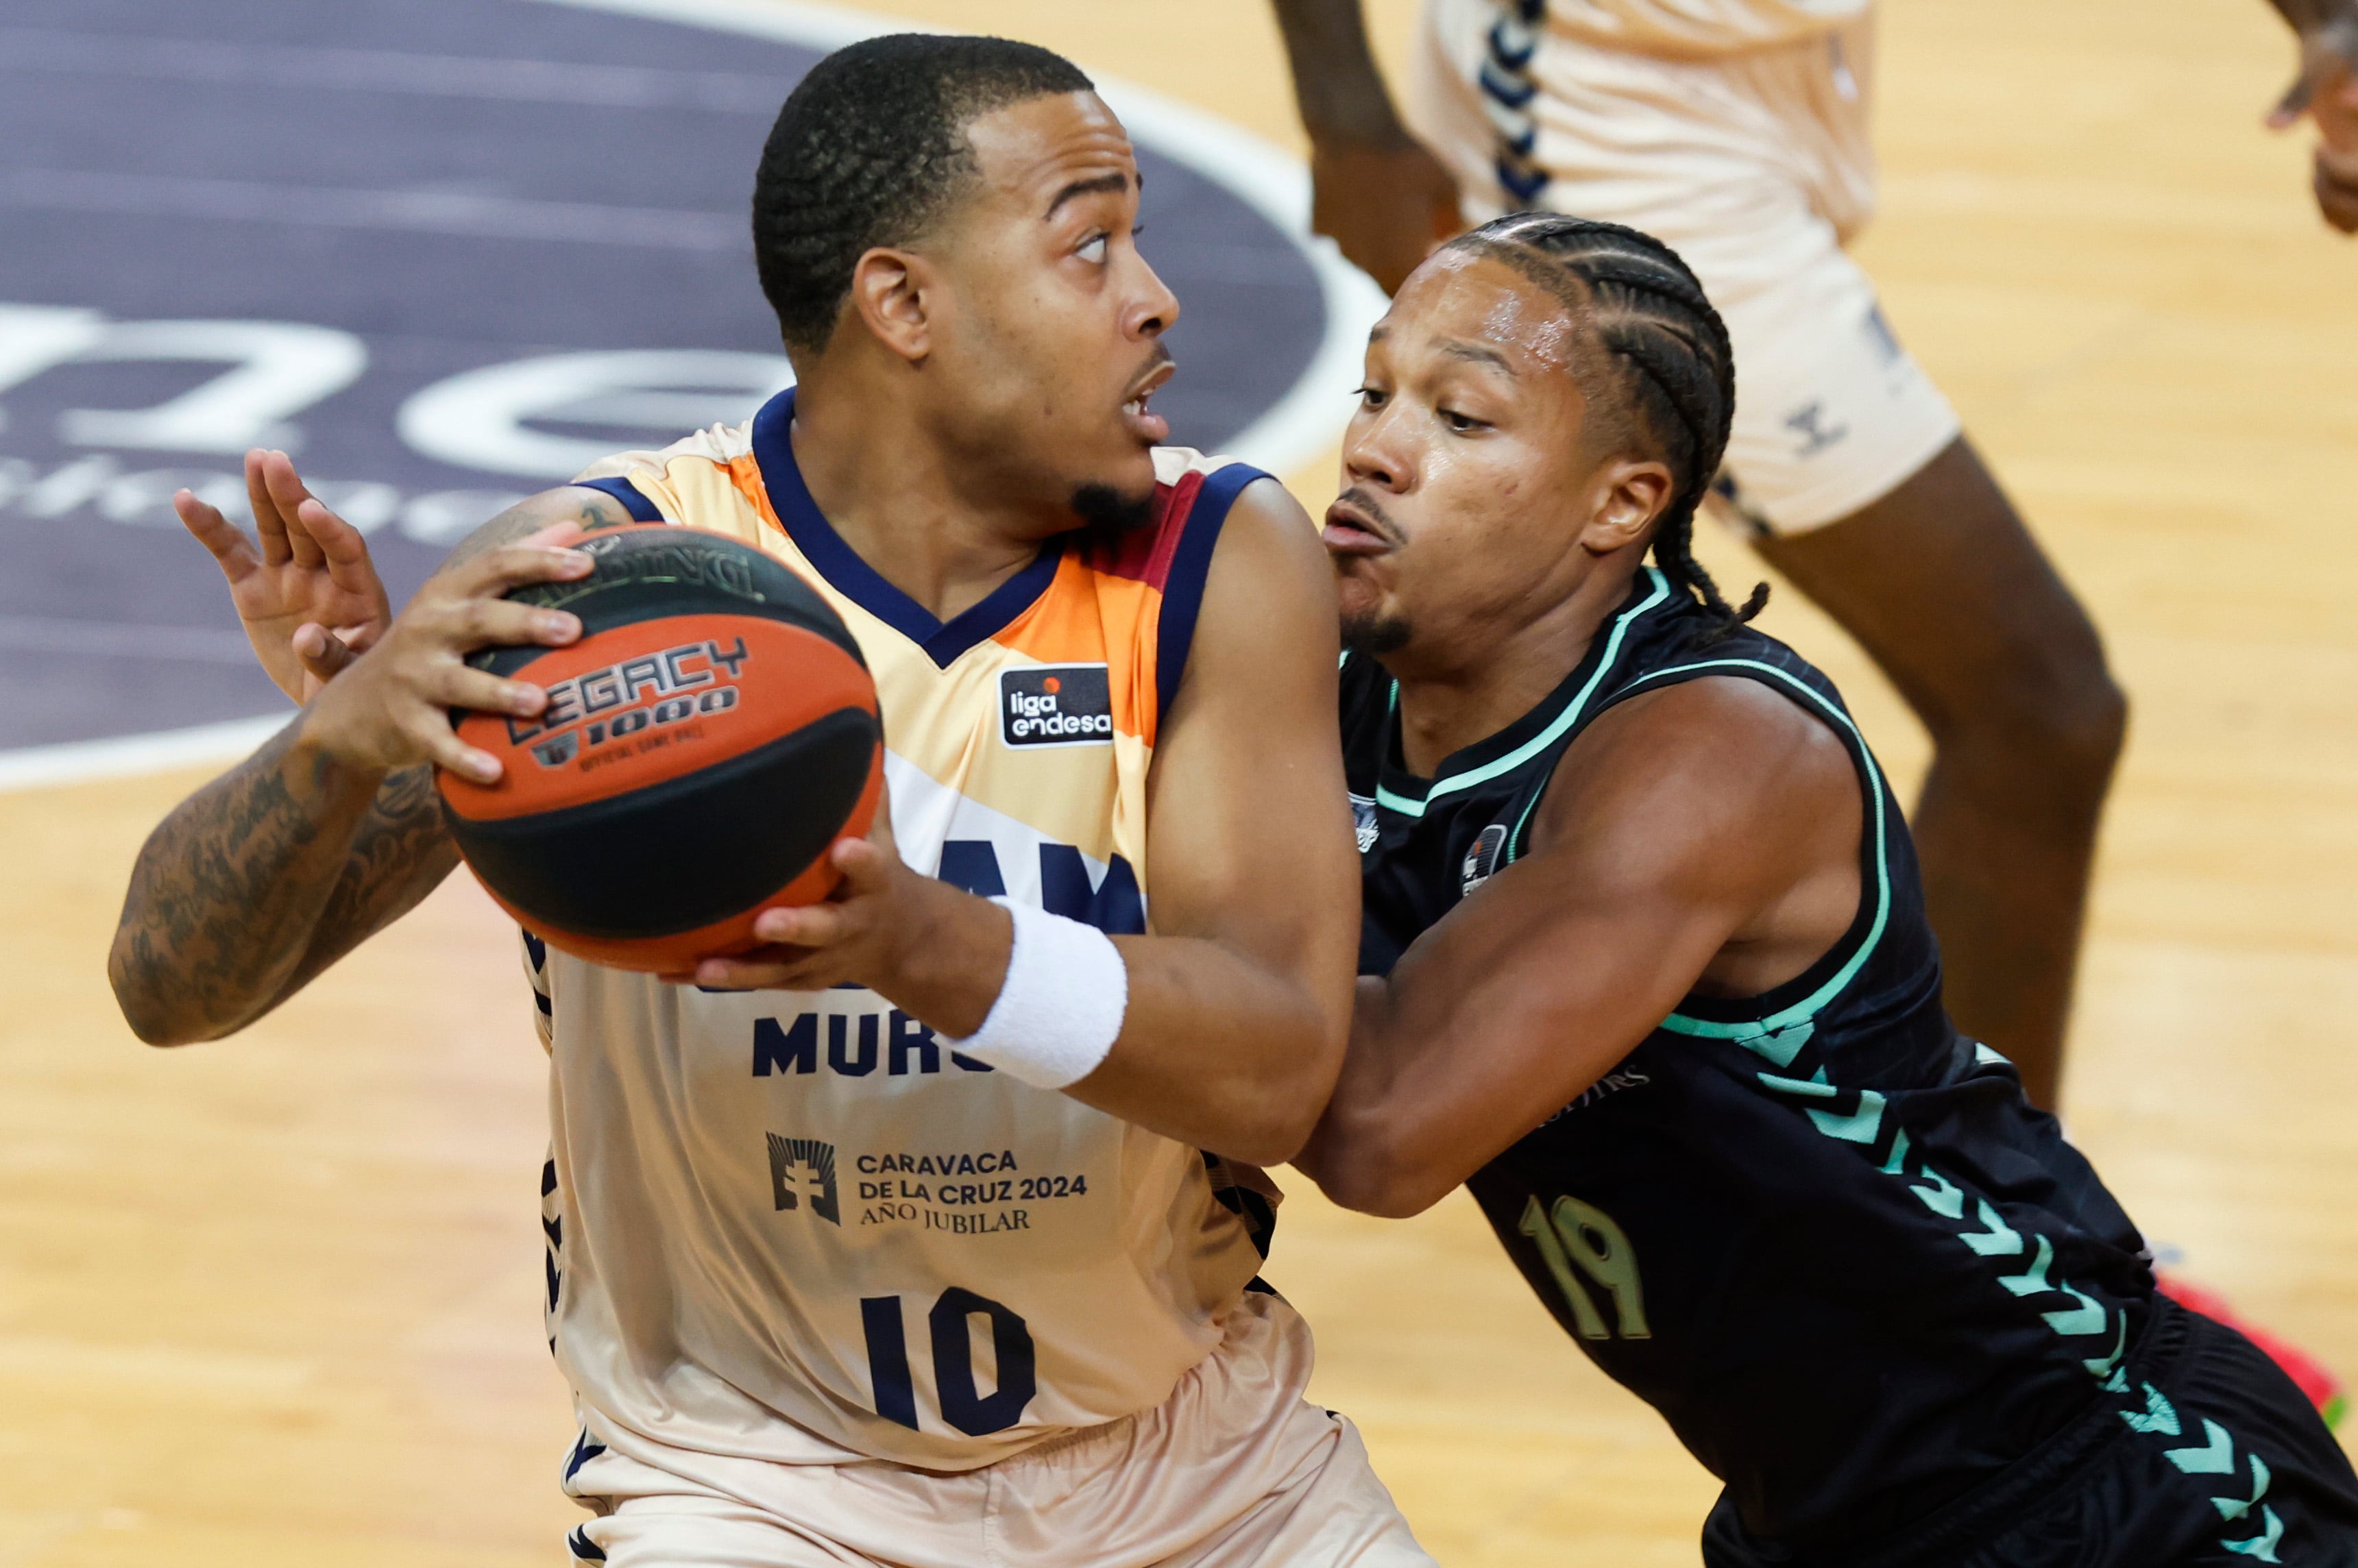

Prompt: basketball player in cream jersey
xmin=1269 ymin=0 xmax=2126 ymax=1113
xmin=110 ymin=36 xmax=1432 ymax=1567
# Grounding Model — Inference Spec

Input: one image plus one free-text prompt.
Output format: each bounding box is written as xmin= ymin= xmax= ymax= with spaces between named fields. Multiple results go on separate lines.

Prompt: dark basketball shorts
xmin=1703 ymin=1295 xmax=2358 ymax=1567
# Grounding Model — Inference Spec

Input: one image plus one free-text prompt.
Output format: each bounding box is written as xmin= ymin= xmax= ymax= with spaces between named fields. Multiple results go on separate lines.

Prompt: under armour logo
xmin=1785 ymin=400 xmax=1851 ymax=459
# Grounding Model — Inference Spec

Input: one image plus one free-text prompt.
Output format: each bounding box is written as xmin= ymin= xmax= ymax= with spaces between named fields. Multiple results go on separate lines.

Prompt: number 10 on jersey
xmin=862 ymin=1288 xmax=1038 ymax=1435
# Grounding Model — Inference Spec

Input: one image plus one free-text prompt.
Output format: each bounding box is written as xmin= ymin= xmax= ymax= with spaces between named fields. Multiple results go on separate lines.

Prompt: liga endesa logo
xmin=1001 ymin=665 xmax=1115 ymax=749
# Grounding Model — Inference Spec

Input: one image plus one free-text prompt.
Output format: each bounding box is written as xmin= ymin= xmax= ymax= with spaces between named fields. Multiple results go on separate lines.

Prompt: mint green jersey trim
xmin=1637 ymin=659 xmax=1894 ymax=1039
xmin=1431 ymin=568 xmax=1670 ymax=802
xmin=1722 ymin=875 xmax=2276 ymax=1560
xmin=1372 ymin=681 xmax=1424 ymax=814
xmin=1793 ymin=1062 xmax=2279 ymax=1559
xmin=1479 ymin=567 xmax=1674 ymax=859
xmin=1389 ymin=569 xmax=1674 ymax=828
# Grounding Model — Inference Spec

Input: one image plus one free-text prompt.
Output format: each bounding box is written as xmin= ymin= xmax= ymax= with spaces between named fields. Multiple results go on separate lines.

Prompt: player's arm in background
xmin=106 ymin=466 xmax=635 ymax=1046
xmin=694 ymin=481 xmax=1361 ymax=1167
xmin=1269 ymin=0 xmax=1464 ymax=291
xmin=2261 ymin=0 xmax=2358 ymax=230
xmin=1293 ymin=678 xmax=1863 ymax=1217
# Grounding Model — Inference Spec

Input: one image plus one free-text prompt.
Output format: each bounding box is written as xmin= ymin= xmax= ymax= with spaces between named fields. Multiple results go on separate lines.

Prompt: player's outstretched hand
xmin=175 ymin=449 xmax=396 ymax=703
xmin=297 ymin=522 xmax=591 ymax=784
xmin=1309 ymin=133 xmax=1464 ymax=295
xmin=2267 ymin=10 xmax=2358 ymax=232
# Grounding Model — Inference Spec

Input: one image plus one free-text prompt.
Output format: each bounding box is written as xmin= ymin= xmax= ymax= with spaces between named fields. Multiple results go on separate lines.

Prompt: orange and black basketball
xmin=436 ymin=524 xmax=882 ymax=973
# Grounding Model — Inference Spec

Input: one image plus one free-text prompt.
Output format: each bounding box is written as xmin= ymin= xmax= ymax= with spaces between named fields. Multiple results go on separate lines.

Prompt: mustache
xmin=1126 ymin=343 xmax=1174 ymax=397
xmin=1330 ymin=486 xmax=1403 ymax=545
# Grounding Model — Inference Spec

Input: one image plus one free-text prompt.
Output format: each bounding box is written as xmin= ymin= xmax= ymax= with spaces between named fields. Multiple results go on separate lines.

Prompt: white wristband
xmin=945 ymin=899 xmax=1129 ymax=1090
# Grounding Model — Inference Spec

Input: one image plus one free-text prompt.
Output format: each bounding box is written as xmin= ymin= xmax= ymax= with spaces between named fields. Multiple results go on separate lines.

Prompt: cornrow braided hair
xmin=1453 ymin=213 xmax=1769 ymax=646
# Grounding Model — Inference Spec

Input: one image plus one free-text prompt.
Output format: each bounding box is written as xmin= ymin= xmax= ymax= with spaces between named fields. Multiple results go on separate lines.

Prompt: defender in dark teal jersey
xmin=1297 ymin=214 xmax=2358 ymax=1565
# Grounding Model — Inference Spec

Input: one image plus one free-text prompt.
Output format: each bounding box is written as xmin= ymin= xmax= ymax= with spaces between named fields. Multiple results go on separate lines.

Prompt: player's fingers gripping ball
xmin=436 ymin=523 xmax=883 ymax=972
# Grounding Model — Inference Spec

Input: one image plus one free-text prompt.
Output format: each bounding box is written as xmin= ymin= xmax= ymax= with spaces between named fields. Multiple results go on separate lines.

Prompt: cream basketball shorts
xmin=559 ymin=1290 xmax=1434 ymax=1568
xmin=1409 ymin=0 xmax=1961 ymax=535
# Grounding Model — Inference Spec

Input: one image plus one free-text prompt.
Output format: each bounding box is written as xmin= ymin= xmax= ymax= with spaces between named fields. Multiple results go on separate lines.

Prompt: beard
xmin=1067 ymin=481 xmax=1158 ymax=551
xmin=1340 ymin=604 xmax=1412 ymax=657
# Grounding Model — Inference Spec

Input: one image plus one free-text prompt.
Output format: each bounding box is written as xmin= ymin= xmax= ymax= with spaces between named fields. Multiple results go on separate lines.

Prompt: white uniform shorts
xmin=1409 ymin=0 xmax=1962 ymax=534
xmin=559 ymin=1291 xmax=1434 ymax=1568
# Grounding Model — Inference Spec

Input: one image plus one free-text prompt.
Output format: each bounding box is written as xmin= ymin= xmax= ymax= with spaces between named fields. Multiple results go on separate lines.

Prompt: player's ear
xmin=1579 ymin=458 xmax=1674 ymax=556
xmin=847 ymin=247 xmax=933 ymax=363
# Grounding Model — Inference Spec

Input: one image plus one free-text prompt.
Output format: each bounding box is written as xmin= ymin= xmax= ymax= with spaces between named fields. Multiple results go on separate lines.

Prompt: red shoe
xmin=2156 ymin=1270 xmax=2346 ymax=1430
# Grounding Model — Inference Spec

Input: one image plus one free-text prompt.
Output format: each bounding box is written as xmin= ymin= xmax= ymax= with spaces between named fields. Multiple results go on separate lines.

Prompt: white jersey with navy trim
xmin=524 ymin=394 xmax=1282 ymax=1475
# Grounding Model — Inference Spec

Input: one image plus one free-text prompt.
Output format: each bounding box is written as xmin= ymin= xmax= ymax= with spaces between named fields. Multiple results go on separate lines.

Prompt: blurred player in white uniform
xmin=1269 ymin=0 xmax=2125 ymax=1110
xmin=114 ymin=35 xmax=1433 ymax=1568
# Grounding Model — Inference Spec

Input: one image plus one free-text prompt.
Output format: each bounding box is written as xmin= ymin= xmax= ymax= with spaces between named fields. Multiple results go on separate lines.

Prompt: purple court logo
xmin=0 ymin=0 xmax=1380 ymax=781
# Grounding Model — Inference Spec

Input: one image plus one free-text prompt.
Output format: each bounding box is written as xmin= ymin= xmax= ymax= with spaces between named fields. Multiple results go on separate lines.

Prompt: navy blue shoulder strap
xmin=1151 ymin=462 xmax=1267 ymax=720
xmin=574 ymin=474 xmax=664 ymax=523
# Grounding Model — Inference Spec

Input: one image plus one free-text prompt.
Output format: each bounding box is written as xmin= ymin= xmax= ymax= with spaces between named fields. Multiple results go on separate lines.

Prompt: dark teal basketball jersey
xmin=1339 ymin=569 xmax=2281 ymax=1556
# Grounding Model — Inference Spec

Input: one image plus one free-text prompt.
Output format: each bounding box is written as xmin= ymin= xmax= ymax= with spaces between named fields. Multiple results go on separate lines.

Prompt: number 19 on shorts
xmin=1519 ymin=1194 xmax=1651 ymax=1340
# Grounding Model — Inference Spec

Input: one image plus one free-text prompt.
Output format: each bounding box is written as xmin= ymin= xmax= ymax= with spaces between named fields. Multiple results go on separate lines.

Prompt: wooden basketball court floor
xmin=2 ymin=0 xmax=2353 ymax=1560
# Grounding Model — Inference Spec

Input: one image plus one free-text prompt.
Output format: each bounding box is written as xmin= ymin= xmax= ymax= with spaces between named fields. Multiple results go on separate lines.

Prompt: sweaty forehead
xmin=1394 ymin=252 xmax=1587 ymax=376
xmin=962 ymin=91 xmax=1137 ymax=210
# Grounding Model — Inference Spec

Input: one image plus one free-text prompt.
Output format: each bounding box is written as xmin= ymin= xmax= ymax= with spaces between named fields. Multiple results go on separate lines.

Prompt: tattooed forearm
xmin=288 ymin=764 xmax=463 ymax=995
xmin=439 ymin=487 xmax=632 ymax=572
xmin=105 ymin=482 xmax=619 ymax=1044
xmin=107 ymin=723 xmax=454 ymax=1044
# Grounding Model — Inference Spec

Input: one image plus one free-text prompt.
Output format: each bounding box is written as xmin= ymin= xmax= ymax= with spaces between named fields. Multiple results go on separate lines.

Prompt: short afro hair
xmin=753 ymin=34 xmax=1095 ymax=356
